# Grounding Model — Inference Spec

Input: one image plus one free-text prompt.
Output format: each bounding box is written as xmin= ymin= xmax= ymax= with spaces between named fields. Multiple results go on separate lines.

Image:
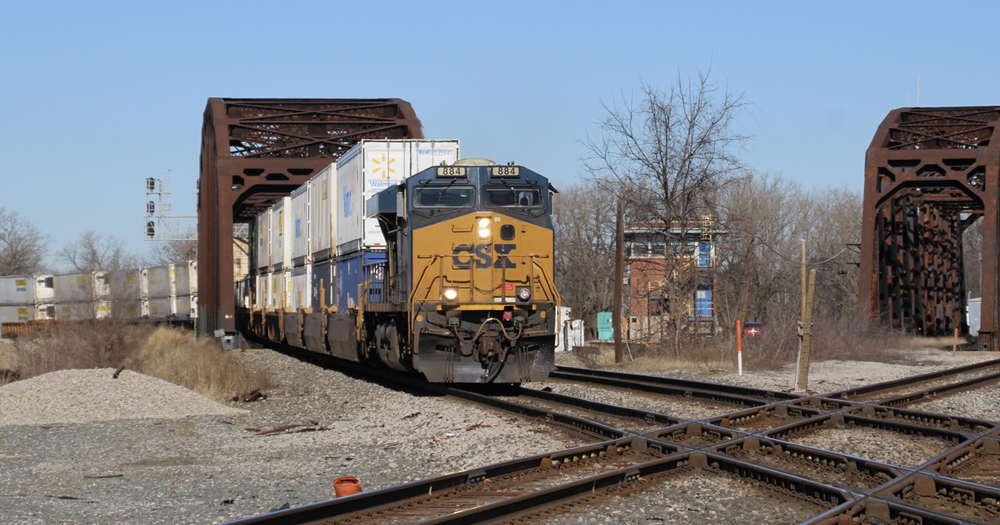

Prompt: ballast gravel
xmin=0 ymin=345 xmax=997 ymax=524
xmin=0 ymin=349 xmax=589 ymax=524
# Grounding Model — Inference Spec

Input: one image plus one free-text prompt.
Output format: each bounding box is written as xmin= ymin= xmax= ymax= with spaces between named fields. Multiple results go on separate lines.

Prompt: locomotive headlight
xmin=443 ymin=288 xmax=459 ymax=302
xmin=516 ymin=287 xmax=532 ymax=303
xmin=477 ymin=218 xmax=491 ymax=228
xmin=477 ymin=217 xmax=492 ymax=239
xmin=477 ymin=227 xmax=491 ymax=239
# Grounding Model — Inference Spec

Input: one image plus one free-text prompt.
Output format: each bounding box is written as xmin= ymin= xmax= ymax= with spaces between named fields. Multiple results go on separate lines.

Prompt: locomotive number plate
xmin=490 ymin=166 xmax=520 ymax=177
xmin=436 ymin=166 xmax=467 ymax=177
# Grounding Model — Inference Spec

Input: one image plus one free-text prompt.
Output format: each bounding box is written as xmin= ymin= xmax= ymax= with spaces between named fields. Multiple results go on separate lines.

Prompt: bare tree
xmin=583 ymin=70 xmax=750 ymax=353
xmin=148 ymin=227 xmax=197 ymax=265
xmin=57 ymin=231 xmax=139 ymax=273
xmin=553 ymin=185 xmax=616 ymax=338
xmin=0 ymin=207 xmax=48 ymax=275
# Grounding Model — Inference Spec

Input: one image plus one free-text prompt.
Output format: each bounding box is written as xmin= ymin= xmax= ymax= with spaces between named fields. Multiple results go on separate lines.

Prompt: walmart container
xmin=336 ymin=140 xmax=459 ymax=254
xmin=309 ymin=163 xmax=336 ymax=263
xmin=270 ymin=197 xmax=292 ymax=271
xmin=290 ymin=183 xmax=310 ymax=267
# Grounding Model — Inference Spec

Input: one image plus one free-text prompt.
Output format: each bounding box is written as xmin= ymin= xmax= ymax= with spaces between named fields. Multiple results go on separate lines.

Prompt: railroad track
xmin=231 ymin=354 xmax=1000 ymax=524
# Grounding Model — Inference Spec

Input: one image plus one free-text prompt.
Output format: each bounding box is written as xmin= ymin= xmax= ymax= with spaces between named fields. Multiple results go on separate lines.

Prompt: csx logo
xmin=453 ymin=244 xmax=516 ymax=269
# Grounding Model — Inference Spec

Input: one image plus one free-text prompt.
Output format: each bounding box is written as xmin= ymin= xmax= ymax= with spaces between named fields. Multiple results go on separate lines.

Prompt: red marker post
xmin=737 ymin=320 xmax=743 ymax=376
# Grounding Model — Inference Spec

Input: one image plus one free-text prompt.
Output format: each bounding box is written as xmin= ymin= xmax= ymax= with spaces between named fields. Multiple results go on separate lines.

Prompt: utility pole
xmin=800 ymin=239 xmax=807 ymax=320
xmin=795 ymin=268 xmax=817 ymax=392
xmin=614 ymin=199 xmax=625 ymax=364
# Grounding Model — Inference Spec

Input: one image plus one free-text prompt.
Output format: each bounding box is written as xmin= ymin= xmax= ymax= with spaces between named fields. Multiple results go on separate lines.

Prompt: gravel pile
xmin=0 ymin=369 xmax=245 ymax=426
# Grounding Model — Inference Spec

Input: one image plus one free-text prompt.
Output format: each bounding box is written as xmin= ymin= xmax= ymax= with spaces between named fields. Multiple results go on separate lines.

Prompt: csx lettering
xmin=453 ymin=244 xmax=516 ymax=269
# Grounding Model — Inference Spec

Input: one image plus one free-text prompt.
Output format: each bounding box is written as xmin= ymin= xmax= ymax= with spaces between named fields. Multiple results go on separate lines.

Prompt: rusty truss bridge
xmin=860 ymin=106 xmax=1000 ymax=350
xmin=198 ymin=98 xmax=422 ymax=336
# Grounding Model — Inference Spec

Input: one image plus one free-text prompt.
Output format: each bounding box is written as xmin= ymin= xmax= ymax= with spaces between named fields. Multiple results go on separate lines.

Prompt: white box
xmin=147 ymin=265 xmax=172 ymax=299
xmin=336 ymin=140 xmax=460 ymax=254
xmin=148 ymin=297 xmax=171 ymax=320
xmin=254 ymin=274 xmax=268 ymax=310
xmin=289 ymin=265 xmax=312 ymax=310
xmin=266 ymin=271 xmax=290 ymax=310
xmin=0 ymin=305 xmax=33 ymax=322
xmin=55 ymin=302 xmax=96 ymax=321
xmin=309 ymin=163 xmax=336 ymax=262
xmin=110 ymin=268 xmax=145 ymax=303
xmin=255 ymin=209 xmax=271 ymax=271
xmin=290 ymin=182 xmax=310 ymax=266
xmin=269 ymin=197 xmax=292 ymax=271
xmin=174 ymin=261 xmax=197 ymax=296
xmin=0 ymin=276 xmax=34 ymax=306
xmin=53 ymin=273 xmax=93 ymax=303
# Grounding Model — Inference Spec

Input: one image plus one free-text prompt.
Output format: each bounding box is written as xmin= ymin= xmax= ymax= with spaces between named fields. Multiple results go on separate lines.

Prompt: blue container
xmin=335 ymin=251 xmax=386 ymax=311
xmin=311 ymin=260 xmax=335 ymax=310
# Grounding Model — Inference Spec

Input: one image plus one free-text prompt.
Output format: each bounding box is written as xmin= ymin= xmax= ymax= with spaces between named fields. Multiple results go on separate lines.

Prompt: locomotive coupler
xmin=477 ymin=333 xmax=501 ymax=363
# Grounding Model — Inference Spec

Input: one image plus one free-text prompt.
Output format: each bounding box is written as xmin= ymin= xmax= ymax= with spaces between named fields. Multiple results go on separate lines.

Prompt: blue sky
xmin=1 ymin=1 xmax=997 ymax=269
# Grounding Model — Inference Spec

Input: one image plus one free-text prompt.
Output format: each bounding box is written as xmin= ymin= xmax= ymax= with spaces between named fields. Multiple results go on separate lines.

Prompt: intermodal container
xmin=266 ymin=271 xmax=290 ymax=310
xmin=310 ymin=260 xmax=335 ymax=311
xmin=174 ymin=261 xmax=197 ymax=296
xmin=33 ymin=275 xmax=54 ymax=304
xmin=147 ymin=265 xmax=172 ymax=299
xmin=270 ymin=197 xmax=292 ymax=271
xmin=289 ymin=265 xmax=312 ymax=310
xmin=0 ymin=305 xmax=33 ymax=322
xmin=308 ymin=163 xmax=336 ymax=263
xmin=255 ymin=209 xmax=271 ymax=271
xmin=335 ymin=251 xmax=386 ymax=311
xmin=0 ymin=276 xmax=34 ymax=306
xmin=336 ymin=140 xmax=460 ymax=254
xmin=290 ymin=183 xmax=310 ymax=267
xmin=53 ymin=273 xmax=94 ymax=304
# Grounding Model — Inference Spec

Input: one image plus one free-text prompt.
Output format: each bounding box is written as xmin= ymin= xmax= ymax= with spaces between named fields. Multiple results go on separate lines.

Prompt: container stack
xmin=53 ymin=272 xmax=110 ymax=320
xmin=109 ymin=268 xmax=147 ymax=319
xmin=249 ymin=139 xmax=460 ymax=314
xmin=0 ymin=275 xmax=54 ymax=322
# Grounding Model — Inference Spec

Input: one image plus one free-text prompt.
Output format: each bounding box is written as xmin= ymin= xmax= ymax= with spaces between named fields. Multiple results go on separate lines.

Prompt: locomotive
xmin=239 ymin=157 xmax=560 ymax=384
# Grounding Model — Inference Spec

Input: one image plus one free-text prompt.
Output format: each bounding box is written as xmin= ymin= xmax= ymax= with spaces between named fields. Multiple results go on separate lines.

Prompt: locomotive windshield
xmin=483 ymin=185 xmax=546 ymax=218
xmin=413 ymin=185 xmax=476 ymax=208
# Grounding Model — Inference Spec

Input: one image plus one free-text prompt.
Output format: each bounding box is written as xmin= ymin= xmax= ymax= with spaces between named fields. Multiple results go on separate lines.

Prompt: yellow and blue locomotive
xmin=363 ymin=160 xmax=560 ymax=382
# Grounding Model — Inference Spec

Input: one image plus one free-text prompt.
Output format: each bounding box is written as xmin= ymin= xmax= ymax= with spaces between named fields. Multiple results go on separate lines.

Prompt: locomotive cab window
xmin=413 ymin=186 xmax=476 ymax=208
xmin=484 ymin=186 xmax=544 ymax=208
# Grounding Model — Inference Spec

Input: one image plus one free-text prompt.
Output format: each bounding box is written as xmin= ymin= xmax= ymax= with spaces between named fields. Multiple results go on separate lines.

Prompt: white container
xmin=53 ymin=273 xmax=94 ymax=304
xmin=147 ymin=265 xmax=172 ymax=299
xmin=254 ymin=274 xmax=268 ymax=310
xmin=309 ymin=163 xmax=336 ymax=263
xmin=0 ymin=276 xmax=34 ymax=306
xmin=148 ymin=297 xmax=172 ymax=320
xmin=174 ymin=295 xmax=195 ymax=322
xmin=174 ymin=261 xmax=197 ymax=296
xmin=290 ymin=183 xmax=310 ymax=267
xmin=336 ymin=139 xmax=460 ymax=254
xmin=255 ymin=209 xmax=271 ymax=271
xmin=289 ymin=265 xmax=312 ymax=310
xmin=55 ymin=302 xmax=95 ymax=321
xmin=266 ymin=271 xmax=290 ymax=310
xmin=270 ymin=197 xmax=292 ymax=271
xmin=110 ymin=269 xmax=145 ymax=303
xmin=0 ymin=305 xmax=33 ymax=322
xmin=34 ymin=275 xmax=54 ymax=304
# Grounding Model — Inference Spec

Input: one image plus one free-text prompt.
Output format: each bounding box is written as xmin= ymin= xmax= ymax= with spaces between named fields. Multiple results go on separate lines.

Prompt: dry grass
xmin=563 ymin=313 xmax=927 ymax=375
xmin=0 ymin=322 xmax=271 ymax=403
xmin=128 ymin=327 xmax=273 ymax=402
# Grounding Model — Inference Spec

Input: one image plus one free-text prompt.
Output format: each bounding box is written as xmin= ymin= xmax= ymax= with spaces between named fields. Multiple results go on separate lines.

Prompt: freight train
xmin=0 ymin=262 xmax=198 ymax=335
xmin=237 ymin=139 xmax=560 ymax=383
